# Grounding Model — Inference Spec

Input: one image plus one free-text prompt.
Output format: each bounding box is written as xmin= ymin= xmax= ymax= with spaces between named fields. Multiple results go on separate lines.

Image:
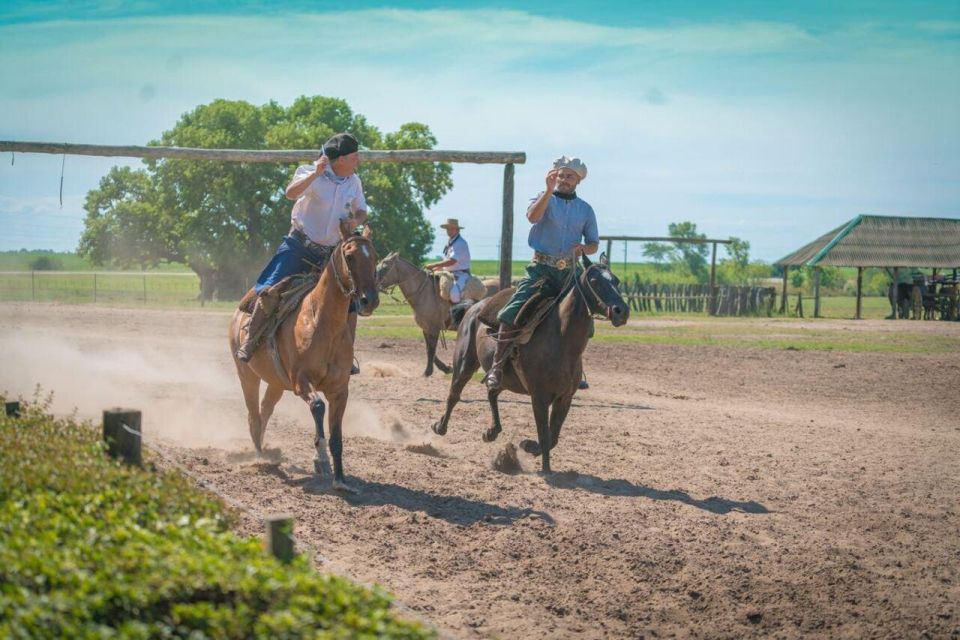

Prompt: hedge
xmin=0 ymin=396 xmax=433 ymax=639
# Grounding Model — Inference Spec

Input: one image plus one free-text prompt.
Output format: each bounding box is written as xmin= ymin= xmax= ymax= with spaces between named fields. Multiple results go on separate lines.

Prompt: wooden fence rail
xmin=619 ymin=277 xmax=777 ymax=316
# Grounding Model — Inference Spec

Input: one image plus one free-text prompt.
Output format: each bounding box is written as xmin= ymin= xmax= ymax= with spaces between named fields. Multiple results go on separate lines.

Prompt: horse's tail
xmin=449 ymin=299 xmax=475 ymax=330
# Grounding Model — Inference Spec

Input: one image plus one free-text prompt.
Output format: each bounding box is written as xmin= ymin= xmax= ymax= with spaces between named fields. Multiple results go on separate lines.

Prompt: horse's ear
xmin=362 ymin=224 xmax=372 ymax=239
xmin=338 ymin=218 xmax=351 ymax=241
xmin=599 ymin=252 xmax=609 ymax=268
xmin=581 ymin=253 xmax=593 ymax=269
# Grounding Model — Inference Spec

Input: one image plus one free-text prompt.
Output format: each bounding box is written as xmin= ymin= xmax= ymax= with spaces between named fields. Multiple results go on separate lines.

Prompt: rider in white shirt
xmin=426 ymin=218 xmax=472 ymax=304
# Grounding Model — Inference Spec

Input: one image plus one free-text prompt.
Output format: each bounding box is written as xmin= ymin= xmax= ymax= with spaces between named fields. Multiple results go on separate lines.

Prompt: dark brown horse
xmin=229 ymin=223 xmax=379 ymax=492
xmin=431 ymin=254 xmax=629 ymax=472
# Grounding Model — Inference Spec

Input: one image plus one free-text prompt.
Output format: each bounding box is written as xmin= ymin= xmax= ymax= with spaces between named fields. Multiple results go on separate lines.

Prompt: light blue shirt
xmin=443 ymin=234 xmax=471 ymax=271
xmin=527 ymin=192 xmax=599 ymax=257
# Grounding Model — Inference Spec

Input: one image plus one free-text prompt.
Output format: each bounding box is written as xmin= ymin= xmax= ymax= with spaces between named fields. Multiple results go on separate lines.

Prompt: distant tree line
xmin=78 ymin=96 xmax=452 ymax=301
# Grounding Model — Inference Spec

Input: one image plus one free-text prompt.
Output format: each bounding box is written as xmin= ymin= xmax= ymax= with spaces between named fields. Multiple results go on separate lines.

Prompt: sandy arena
xmin=1 ymin=302 xmax=958 ymax=638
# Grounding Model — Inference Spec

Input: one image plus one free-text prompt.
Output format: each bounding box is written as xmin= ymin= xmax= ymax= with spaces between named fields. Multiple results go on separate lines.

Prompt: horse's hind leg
xmin=547 ymin=393 xmax=574 ymax=451
xmin=257 ymin=384 xmax=284 ymax=450
xmin=235 ymin=362 xmax=264 ymax=454
xmin=432 ymin=328 xmax=480 ymax=436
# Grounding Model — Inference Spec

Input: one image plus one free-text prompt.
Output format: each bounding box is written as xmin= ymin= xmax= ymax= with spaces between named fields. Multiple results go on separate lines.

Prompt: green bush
xmin=0 ymin=395 xmax=432 ymax=639
xmin=27 ymin=255 xmax=64 ymax=271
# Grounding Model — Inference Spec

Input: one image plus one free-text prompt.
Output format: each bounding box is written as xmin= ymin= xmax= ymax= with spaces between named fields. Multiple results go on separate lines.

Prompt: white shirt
xmin=443 ymin=234 xmax=471 ymax=272
xmin=290 ymin=165 xmax=368 ymax=246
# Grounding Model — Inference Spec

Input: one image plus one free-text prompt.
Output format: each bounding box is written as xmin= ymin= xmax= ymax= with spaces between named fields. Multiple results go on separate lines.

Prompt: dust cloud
xmin=0 ymin=328 xmax=248 ymax=449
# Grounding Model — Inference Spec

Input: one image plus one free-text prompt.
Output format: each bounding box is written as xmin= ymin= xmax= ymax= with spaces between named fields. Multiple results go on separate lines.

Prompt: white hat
xmin=553 ymin=155 xmax=587 ymax=180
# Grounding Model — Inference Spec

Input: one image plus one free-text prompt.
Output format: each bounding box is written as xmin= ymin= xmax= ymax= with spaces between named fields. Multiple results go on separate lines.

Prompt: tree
xmin=79 ymin=97 xmax=451 ymax=300
xmin=667 ymin=221 xmax=709 ymax=280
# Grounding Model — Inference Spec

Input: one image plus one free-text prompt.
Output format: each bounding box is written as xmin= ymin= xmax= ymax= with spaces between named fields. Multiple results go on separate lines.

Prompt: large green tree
xmin=79 ymin=96 xmax=451 ymax=300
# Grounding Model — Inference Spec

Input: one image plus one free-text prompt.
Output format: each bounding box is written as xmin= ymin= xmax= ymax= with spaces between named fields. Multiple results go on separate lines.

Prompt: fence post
xmin=265 ymin=514 xmax=295 ymax=563
xmin=709 ymin=242 xmax=718 ymax=315
xmin=31 ymin=271 xmax=36 ymax=301
xmin=5 ymin=401 xmax=20 ymax=417
xmin=103 ymin=408 xmax=142 ymax=466
xmin=93 ymin=273 xmax=97 ymax=303
xmin=143 ymin=274 xmax=148 ymax=304
xmin=499 ymin=163 xmax=515 ymax=290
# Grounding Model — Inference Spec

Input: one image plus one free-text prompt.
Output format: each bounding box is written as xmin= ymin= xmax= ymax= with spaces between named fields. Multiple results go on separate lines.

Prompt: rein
xmin=380 ymin=257 xmax=433 ymax=299
xmin=329 ymin=236 xmax=374 ymax=302
xmin=573 ymin=264 xmax=617 ymax=321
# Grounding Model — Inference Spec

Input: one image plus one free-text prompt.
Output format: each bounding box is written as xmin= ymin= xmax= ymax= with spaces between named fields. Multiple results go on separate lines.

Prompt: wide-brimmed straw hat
xmin=553 ymin=155 xmax=587 ymax=180
xmin=439 ymin=218 xmax=463 ymax=229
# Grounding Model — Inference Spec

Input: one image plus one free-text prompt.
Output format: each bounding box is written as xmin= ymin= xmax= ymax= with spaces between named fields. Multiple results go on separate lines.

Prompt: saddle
xmin=477 ymin=281 xmax=560 ymax=346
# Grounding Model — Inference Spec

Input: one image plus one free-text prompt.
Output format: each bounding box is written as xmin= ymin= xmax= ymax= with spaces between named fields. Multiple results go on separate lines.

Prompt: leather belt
xmin=533 ymin=251 xmax=573 ymax=270
xmin=289 ymin=226 xmax=334 ymax=256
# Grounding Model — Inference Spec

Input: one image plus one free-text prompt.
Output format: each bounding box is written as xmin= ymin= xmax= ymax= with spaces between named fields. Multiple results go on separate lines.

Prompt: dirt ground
xmin=2 ymin=302 xmax=959 ymax=639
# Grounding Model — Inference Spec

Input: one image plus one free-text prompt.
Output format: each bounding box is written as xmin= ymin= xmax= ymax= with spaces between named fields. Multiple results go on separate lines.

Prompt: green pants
xmin=497 ymin=262 xmax=572 ymax=326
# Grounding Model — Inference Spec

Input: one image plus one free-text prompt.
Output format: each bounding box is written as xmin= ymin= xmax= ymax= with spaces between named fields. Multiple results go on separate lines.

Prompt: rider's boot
xmin=485 ymin=322 xmax=517 ymax=391
xmin=235 ymin=286 xmax=280 ymax=363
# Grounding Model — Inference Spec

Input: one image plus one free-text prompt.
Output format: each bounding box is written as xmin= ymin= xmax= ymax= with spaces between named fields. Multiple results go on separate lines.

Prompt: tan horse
xmin=375 ymin=252 xmax=455 ymax=377
xmin=229 ymin=223 xmax=379 ymax=492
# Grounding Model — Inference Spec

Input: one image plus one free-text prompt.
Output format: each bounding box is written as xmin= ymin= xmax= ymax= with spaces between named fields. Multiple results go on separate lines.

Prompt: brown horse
xmin=375 ymin=252 xmax=454 ymax=376
xmin=229 ymin=223 xmax=379 ymax=492
xmin=431 ymin=253 xmax=629 ymax=473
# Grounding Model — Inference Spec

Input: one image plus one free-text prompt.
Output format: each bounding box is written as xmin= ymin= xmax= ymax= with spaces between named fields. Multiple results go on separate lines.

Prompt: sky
xmin=1 ymin=1 xmax=958 ymax=262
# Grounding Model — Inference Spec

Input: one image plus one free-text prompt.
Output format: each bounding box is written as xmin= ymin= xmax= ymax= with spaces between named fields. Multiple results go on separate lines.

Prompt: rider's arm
xmin=426 ymin=258 xmax=457 ymax=271
xmin=285 ymin=157 xmax=328 ymax=201
xmin=527 ymin=190 xmax=552 ymax=223
xmin=572 ymin=206 xmax=600 ymax=256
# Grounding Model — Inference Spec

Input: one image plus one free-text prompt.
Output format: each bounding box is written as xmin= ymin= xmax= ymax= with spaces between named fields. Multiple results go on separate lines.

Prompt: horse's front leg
xmin=548 ymin=393 xmax=574 ymax=452
xmin=482 ymin=388 xmax=503 ymax=442
xmin=423 ymin=329 xmax=438 ymax=377
xmin=326 ymin=389 xmax=356 ymax=493
xmin=520 ymin=392 xmax=554 ymax=473
xmin=309 ymin=396 xmax=333 ymax=478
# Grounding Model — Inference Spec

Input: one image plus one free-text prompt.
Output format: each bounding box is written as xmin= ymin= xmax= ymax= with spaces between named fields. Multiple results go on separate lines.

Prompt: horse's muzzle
xmin=356 ymin=290 xmax=380 ymax=317
xmin=609 ymin=304 xmax=629 ymax=327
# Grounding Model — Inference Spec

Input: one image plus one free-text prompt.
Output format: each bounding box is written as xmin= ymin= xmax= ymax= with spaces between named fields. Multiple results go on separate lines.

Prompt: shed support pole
xmin=855 ymin=267 xmax=863 ymax=320
xmin=781 ymin=268 xmax=788 ymax=314
xmin=891 ymin=267 xmax=899 ymax=319
xmin=499 ymin=163 xmax=515 ymax=290
xmin=813 ymin=267 xmax=821 ymax=318
xmin=709 ymin=242 xmax=718 ymax=315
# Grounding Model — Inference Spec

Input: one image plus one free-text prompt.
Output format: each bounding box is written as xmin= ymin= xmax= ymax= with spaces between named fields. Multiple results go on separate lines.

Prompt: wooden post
xmin=891 ymin=267 xmax=899 ymax=319
xmin=103 ymin=408 xmax=142 ymax=466
xmin=499 ymin=163 xmax=514 ymax=290
xmin=605 ymin=238 xmax=612 ymax=262
xmin=813 ymin=267 xmax=821 ymax=318
xmin=93 ymin=273 xmax=97 ymax=303
xmin=265 ymin=514 xmax=295 ymax=563
xmin=709 ymin=242 xmax=718 ymax=315
xmin=796 ymin=292 xmax=804 ymax=318
xmin=143 ymin=274 xmax=148 ymax=304
xmin=855 ymin=267 xmax=863 ymax=320
xmin=5 ymin=401 xmax=20 ymax=417
xmin=781 ymin=268 xmax=789 ymax=314
xmin=31 ymin=271 xmax=36 ymax=301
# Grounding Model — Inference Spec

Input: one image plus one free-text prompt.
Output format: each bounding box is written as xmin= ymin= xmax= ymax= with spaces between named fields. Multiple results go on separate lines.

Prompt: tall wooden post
xmin=265 ymin=514 xmax=295 ymax=563
xmin=605 ymin=238 xmax=612 ymax=262
xmin=780 ymin=268 xmax=789 ymax=314
xmin=709 ymin=242 xmax=718 ymax=315
xmin=855 ymin=267 xmax=863 ymax=320
xmin=103 ymin=408 xmax=142 ymax=466
xmin=891 ymin=267 xmax=899 ymax=319
xmin=499 ymin=163 xmax=515 ymax=290
xmin=813 ymin=267 xmax=822 ymax=318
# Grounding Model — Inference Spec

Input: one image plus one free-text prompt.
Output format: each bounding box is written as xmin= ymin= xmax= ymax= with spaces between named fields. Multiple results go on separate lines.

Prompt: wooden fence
xmin=619 ymin=276 xmax=777 ymax=316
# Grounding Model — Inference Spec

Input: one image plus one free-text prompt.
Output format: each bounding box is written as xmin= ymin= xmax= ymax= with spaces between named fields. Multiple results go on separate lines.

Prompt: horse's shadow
xmin=283 ymin=470 xmax=555 ymax=527
xmin=545 ymin=471 xmax=769 ymax=515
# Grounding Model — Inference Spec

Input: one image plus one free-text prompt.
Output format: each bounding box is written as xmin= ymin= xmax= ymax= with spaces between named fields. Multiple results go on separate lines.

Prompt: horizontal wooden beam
xmin=0 ymin=140 xmax=526 ymax=165
xmin=600 ymin=235 xmax=733 ymax=244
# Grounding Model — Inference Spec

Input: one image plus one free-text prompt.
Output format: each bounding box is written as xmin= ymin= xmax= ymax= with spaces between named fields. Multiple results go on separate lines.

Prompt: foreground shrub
xmin=0 ymin=398 xmax=431 ymax=639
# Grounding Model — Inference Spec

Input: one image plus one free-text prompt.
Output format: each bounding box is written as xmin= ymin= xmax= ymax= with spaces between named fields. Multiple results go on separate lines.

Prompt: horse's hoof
xmin=423 ymin=370 xmax=433 ymax=378
xmin=432 ymin=421 xmax=447 ymax=436
xmin=519 ymin=439 xmax=541 ymax=456
xmin=314 ymin=457 xmax=333 ymax=477
xmin=482 ymin=427 xmax=501 ymax=443
xmin=332 ymin=479 xmax=358 ymax=494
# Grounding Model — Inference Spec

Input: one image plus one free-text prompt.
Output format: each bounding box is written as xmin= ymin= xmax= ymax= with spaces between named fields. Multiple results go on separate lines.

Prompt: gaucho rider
xmin=425 ymin=217 xmax=473 ymax=313
xmin=486 ymin=155 xmax=598 ymax=390
xmin=234 ymin=132 xmax=368 ymax=368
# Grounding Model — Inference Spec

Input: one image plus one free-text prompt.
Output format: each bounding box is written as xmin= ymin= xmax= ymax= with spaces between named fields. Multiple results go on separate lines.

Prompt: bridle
xmin=377 ymin=254 xmax=432 ymax=298
xmin=330 ymin=235 xmax=375 ymax=301
xmin=573 ymin=263 xmax=620 ymax=321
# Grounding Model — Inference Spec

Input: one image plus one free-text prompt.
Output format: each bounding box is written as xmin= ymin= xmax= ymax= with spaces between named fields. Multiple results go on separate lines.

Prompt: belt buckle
xmin=555 ymin=258 xmax=567 ymax=269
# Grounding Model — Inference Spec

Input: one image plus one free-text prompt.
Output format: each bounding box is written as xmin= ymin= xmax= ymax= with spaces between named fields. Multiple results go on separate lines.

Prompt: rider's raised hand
xmin=545 ymin=169 xmax=559 ymax=193
xmin=314 ymin=155 xmax=330 ymax=176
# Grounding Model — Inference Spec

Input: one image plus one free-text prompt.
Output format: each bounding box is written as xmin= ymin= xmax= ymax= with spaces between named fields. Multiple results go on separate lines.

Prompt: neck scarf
xmin=553 ymin=190 xmax=577 ymax=200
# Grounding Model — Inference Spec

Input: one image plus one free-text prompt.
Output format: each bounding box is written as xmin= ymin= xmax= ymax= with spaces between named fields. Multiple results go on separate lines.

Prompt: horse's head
xmin=333 ymin=223 xmax=380 ymax=316
xmin=579 ymin=253 xmax=629 ymax=327
xmin=375 ymin=251 xmax=402 ymax=290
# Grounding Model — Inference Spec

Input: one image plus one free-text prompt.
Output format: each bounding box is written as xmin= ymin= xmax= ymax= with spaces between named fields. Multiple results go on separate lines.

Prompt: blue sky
xmin=1 ymin=2 xmax=958 ymax=261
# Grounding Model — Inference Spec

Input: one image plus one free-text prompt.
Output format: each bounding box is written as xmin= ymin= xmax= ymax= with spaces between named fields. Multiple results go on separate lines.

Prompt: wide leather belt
xmin=289 ymin=226 xmax=334 ymax=256
xmin=533 ymin=251 xmax=573 ymax=270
